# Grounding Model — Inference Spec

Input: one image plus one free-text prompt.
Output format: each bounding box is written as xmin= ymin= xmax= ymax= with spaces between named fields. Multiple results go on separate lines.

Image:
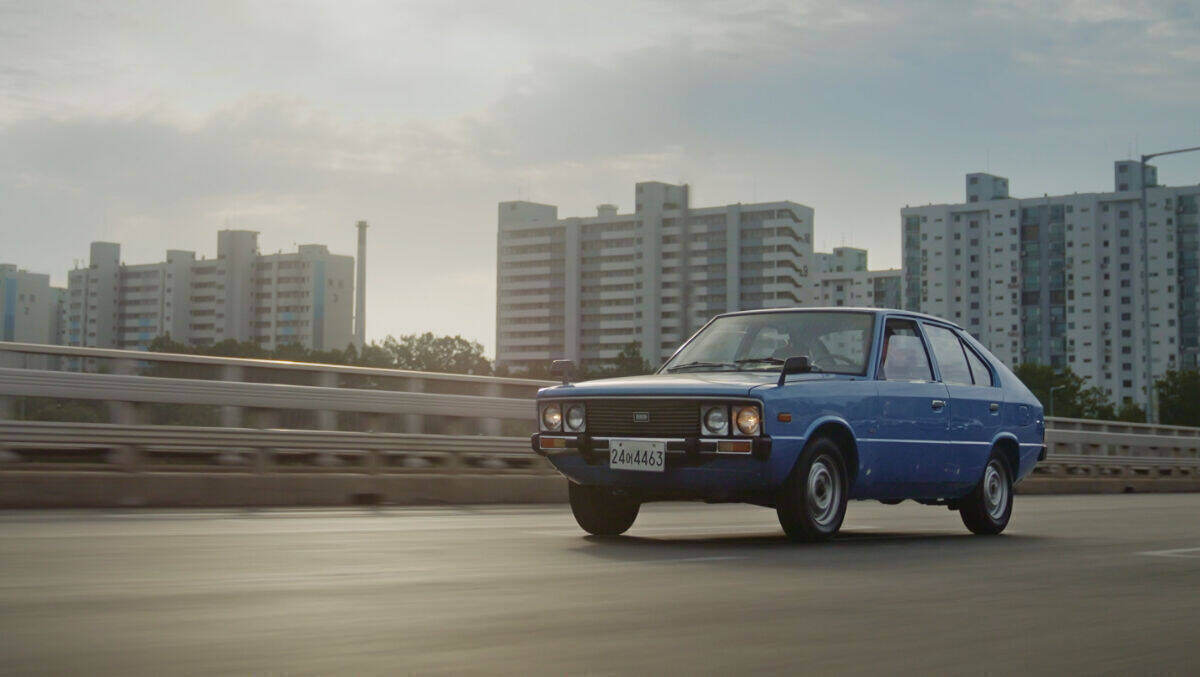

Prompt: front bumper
xmin=531 ymin=432 xmax=774 ymax=500
xmin=530 ymin=432 xmax=772 ymax=462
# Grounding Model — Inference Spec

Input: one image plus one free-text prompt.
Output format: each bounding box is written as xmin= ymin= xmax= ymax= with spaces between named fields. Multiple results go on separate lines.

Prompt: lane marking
xmin=1137 ymin=546 xmax=1200 ymax=559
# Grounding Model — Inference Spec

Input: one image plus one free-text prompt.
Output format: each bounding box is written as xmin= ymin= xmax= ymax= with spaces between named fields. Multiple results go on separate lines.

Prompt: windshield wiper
xmin=666 ymin=361 xmax=737 ymax=372
xmin=734 ymin=357 xmax=785 ymax=367
xmin=735 ymin=356 xmax=826 ymax=372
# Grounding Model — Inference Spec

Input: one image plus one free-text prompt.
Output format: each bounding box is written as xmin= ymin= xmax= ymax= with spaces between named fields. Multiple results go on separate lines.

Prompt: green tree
xmin=356 ymin=342 xmax=399 ymax=368
xmin=145 ymin=331 xmax=497 ymax=375
xmin=1012 ymin=363 xmax=1112 ymax=419
xmin=1113 ymin=400 xmax=1147 ymax=423
xmin=381 ymin=333 xmax=492 ymax=375
xmin=1155 ymin=369 xmax=1200 ymax=426
xmin=583 ymin=342 xmax=653 ymax=379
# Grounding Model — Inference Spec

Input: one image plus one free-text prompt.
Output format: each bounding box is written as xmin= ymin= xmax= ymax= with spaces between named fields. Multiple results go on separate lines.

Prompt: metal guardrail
xmin=1038 ymin=417 xmax=1200 ymax=480
xmin=1 ymin=418 xmax=1195 ymax=478
xmin=0 ymin=368 xmax=531 ymax=419
xmin=0 ymin=341 xmax=1198 ymax=481
xmin=0 ymin=341 xmax=556 ymax=476
xmin=0 ymin=420 xmax=554 ymax=474
xmin=0 ymin=341 xmax=552 ymax=435
xmin=0 ymin=341 xmax=552 ymax=386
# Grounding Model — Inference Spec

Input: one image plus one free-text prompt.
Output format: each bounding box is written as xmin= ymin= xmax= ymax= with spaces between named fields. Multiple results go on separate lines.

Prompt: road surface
xmin=2 ymin=494 xmax=1199 ymax=675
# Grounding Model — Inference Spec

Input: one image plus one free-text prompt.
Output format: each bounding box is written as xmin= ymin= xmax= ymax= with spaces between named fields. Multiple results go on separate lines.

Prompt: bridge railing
xmin=0 ymin=341 xmax=552 ymax=436
xmin=1038 ymin=416 xmax=1200 ymax=481
xmin=0 ymin=340 xmax=1197 ymax=482
xmin=0 ymin=341 xmax=556 ymax=475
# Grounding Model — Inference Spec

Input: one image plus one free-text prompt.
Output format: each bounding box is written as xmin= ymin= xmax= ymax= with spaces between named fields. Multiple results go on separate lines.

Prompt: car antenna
xmin=552 ymin=360 xmax=574 ymax=386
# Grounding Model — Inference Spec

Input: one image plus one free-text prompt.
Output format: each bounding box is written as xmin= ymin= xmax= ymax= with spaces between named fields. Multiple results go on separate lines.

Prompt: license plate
xmin=609 ymin=439 xmax=666 ymax=472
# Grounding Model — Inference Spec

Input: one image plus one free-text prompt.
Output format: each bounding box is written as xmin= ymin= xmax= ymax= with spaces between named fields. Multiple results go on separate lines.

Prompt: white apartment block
xmin=0 ymin=264 xmax=65 ymax=344
xmin=811 ymin=247 xmax=903 ymax=309
xmin=65 ymin=231 xmax=354 ymax=351
xmin=496 ymin=182 xmax=816 ymax=372
xmin=901 ymin=161 xmax=1200 ymax=409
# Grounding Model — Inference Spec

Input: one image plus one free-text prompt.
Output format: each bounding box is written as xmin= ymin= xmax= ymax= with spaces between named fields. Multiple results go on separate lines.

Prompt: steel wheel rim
xmin=983 ymin=460 xmax=1008 ymax=521
xmin=807 ymin=455 xmax=841 ymax=529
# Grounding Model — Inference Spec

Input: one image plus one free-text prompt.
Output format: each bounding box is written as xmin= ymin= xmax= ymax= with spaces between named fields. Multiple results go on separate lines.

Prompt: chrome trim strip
xmin=859 ymin=438 xmax=990 ymax=446
xmin=538 ymin=396 xmax=762 ymax=403
xmin=860 ymin=439 xmax=1047 ymax=447
xmin=537 ymin=436 xmax=755 ymax=455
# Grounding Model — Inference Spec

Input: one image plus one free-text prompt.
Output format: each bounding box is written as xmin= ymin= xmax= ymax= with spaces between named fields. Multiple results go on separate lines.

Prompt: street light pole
xmin=1139 ymin=145 xmax=1200 ymax=424
xmin=1049 ymin=384 xmax=1066 ymax=419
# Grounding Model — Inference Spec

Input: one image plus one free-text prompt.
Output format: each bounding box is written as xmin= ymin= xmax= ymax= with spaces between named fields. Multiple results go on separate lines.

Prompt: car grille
xmin=584 ymin=399 xmax=700 ymax=438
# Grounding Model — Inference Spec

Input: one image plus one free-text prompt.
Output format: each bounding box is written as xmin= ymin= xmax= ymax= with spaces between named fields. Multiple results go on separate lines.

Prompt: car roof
xmin=715 ymin=306 xmax=964 ymax=330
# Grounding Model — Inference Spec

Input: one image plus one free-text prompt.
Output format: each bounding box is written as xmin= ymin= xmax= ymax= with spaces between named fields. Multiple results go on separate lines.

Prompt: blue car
xmin=532 ymin=308 xmax=1045 ymax=541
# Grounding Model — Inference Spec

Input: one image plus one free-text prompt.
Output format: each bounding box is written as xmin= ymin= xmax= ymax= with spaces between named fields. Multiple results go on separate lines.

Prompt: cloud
xmin=3 ymin=0 xmax=1200 ymax=355
xmin=0 ymin=96 xmax=700 ymax=351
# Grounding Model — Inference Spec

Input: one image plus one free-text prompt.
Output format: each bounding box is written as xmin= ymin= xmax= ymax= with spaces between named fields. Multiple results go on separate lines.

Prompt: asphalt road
xmin=2 ymin=494 xmax=1199 ymax=676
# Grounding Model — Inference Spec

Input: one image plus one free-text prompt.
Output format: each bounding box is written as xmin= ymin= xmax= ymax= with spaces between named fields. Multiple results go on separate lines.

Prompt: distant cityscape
xmin=4 ymin=159 xmax=1199 ymax=410
xmin=494 ymin=160 xmax=1200 ymax=410
xmin=1 ymin=228 xmax=364 ymax=352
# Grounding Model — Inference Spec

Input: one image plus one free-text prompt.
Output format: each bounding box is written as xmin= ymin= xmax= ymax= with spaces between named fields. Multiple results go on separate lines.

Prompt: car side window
xmin=879 ymin=319 xmax=933 ymax=382
xmin=923 ymin=324 xmax=973 ymax=386
xmin=961 ymin=339 xmax=994 ymax=386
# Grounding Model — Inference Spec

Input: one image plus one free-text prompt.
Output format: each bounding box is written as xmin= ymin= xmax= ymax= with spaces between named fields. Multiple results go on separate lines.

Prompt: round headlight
xmin=703 ymin=406 xmax=728 ymax=434
xmin=541 ymin=404 xmax=562 ymax=431
xmin=565 ymin=405 xmax=586 ymax=432
xmin=735 ymin=407 xmax=761 ymax=435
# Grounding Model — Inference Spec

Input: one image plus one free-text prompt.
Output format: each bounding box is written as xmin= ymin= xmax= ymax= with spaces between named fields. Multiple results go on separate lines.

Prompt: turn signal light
xmin=717 ymin=440 xmax=753 ymax=454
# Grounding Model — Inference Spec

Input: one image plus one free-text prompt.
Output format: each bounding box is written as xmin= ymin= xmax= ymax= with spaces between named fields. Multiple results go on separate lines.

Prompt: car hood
xmin=536 ymin=371 xmax=852 ymax=398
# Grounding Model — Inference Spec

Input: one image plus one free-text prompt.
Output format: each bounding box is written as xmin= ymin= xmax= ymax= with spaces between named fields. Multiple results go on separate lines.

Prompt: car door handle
xmin=989 ymin=402 xmax=1000 ymax=412
xmin=931 ymin=399 xmax=946 ymax=410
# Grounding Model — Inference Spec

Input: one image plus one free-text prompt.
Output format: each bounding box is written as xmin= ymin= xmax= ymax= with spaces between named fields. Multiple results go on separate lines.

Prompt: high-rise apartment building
xmin=496 ymin=182 xmax=816 ymax=372
xmin=901 ymin=161 xmax=1200 ymax=408
xmin=65 ymin=230 xmax=354 ymax=351
xmin=811 ymin=247 xmax=903 ymax=309
xmin=0 ymin=264 xmax=65 ymax=344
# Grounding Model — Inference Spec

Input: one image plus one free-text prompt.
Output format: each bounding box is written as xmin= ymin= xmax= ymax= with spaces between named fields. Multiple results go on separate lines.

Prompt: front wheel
xmin=568 ymin=482 xmax=639 ymax=536
xmin=959 ymin=452 xmax=1013 ymax=535
xmin=776 ymin=437 xmax=848 ymax=542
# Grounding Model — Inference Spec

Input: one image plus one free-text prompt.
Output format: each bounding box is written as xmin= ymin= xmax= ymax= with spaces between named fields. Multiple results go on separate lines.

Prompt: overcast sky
xmin=3 ymin=0 xmax=1199 ymax=355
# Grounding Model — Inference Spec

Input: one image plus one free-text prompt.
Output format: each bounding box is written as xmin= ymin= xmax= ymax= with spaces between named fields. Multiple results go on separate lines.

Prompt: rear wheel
xmin=959 ymin=452 xmax=1013 ymax=535
xmin=568 ymin=482 xmax=639 ymax=536
xmin=776 ymin=437 xmax=848 ymax=542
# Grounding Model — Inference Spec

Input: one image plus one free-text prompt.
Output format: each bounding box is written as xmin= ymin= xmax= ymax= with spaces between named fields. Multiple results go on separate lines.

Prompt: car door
xmin=921 ymin=322 xmax=1001 ymax=492
xmin=957 ymin=330 xmax=1006 ymax=488
xmin=872 ymin=317 xmax=950 ymax=497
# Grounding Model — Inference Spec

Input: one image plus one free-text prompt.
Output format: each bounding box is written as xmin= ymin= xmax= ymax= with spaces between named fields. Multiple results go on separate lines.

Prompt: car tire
xmin=959 ymin=451 xmax=1013 ymax=535
xmin=568 ymin=482 xmax=640 ymax=536
xmin=776 ymin=436 xmax=848 ymax=542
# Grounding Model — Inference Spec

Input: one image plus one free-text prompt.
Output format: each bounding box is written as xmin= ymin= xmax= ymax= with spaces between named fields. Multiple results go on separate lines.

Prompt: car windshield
xmin=661 ymin=311 xmax=875 ymax=376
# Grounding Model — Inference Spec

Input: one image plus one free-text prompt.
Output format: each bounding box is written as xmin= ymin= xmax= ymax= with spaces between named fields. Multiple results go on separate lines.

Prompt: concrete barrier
xmin=0 ymin=472 xmax=568 ymax=508
xmin=1016 ymin=478 xmax=1200 ymax=495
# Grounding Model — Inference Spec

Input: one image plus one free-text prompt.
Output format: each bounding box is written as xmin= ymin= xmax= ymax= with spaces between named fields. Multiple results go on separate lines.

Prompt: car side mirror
xmin=778 ymin=355 xmax=811 ymax=387
xmin=552 ymin=359 xmax=575 ymax=386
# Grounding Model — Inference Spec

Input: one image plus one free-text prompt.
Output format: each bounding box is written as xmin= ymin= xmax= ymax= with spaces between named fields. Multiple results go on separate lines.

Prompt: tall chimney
xmin=354 ymin=220 xmax=368 ymax=348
